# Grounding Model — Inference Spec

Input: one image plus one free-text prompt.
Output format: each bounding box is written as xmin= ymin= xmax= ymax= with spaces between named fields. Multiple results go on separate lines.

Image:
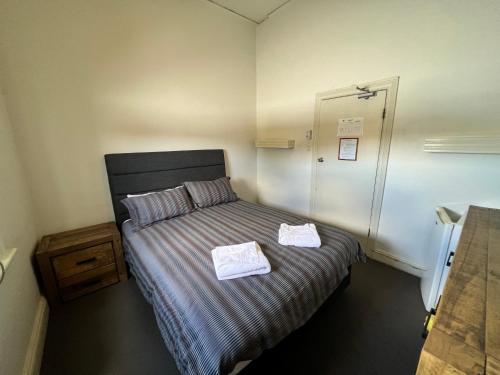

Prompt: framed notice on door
xmin=338 ymin=138 xmax=358 ymax=161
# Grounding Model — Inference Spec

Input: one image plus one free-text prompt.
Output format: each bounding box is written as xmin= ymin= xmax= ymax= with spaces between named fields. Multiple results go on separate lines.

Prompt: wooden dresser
xmin=36 ymin=222 xmax=127 ymax=305
xmin=417 ymin=206 xmax=500 ymax=375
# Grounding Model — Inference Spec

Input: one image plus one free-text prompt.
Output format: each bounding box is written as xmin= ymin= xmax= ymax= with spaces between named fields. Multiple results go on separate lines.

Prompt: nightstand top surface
xmin=37 ymin=222 xmax=118 ymax=254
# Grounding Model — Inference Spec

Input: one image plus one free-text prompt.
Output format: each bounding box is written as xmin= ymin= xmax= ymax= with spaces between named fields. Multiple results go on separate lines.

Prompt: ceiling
xmin=207 ymin=0 xmax=291 ymax=24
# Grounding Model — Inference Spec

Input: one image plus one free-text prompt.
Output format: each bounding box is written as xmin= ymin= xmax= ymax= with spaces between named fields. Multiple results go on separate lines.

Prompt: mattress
xmin=122 ymin=200 xmax=364 ymax=375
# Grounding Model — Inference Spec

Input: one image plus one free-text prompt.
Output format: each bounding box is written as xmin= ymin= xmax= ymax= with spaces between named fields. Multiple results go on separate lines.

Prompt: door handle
xmin=317 ymin=157 xmax=324 ymax=163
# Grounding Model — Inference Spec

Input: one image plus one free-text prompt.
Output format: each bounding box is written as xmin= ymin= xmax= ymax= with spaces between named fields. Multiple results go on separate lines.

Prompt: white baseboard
xmin=366 ymin=248 xmax=426 ymax=278
xmin=22 ymin=296 xmax=49 ymax=375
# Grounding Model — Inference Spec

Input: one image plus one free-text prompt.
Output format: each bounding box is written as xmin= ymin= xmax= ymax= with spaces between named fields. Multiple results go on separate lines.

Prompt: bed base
xmin=229 ymin=266 xmax=352 ymax=375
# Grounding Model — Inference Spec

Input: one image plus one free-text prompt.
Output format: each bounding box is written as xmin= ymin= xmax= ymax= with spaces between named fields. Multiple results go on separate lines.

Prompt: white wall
xmin=256 ymin=0 xmax=500 ymax=272
xmin=0 ymin=0 xmax=257 ymax=235
xmin=0 ymin=90 xmax=41 ymax=375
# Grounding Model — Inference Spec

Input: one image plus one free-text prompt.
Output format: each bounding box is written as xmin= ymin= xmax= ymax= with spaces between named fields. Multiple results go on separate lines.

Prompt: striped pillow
xmin=121 ymin=186 xmax=194 ymax=228
xmin=184 ymin=177 xmax=238 ymax=208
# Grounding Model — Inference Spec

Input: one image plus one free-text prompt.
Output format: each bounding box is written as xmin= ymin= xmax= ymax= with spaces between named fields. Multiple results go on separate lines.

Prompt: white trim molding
xmin=424 ymin=135 xmax=500 ymax=154
xmin=22 ymin=296 xmax=49 ymax=375
xmin=366 ymin=248 xmax=426 ymax=278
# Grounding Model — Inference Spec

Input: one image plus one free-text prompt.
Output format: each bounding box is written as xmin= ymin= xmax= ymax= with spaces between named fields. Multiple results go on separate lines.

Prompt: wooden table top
xmin=417 ymin=205 xmax=500 ymax=375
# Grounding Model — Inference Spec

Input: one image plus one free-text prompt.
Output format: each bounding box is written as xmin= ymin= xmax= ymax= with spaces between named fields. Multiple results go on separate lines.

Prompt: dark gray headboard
xmin=104 ymin=149 xmax=226 ymax=227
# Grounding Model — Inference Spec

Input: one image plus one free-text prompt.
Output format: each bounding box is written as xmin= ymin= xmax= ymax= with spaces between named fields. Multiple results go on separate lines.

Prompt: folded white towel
xmin=211 ymin=241 xmax=271 ymax=280
xmin=278 ymin=223 xmax=321 ymax=248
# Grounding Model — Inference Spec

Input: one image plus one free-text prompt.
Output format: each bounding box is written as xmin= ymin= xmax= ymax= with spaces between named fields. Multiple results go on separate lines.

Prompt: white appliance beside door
xmin=311 ymin=90 xmax=387 ymax=246
xmin=420 ymin=207 xmax=465 ymax=311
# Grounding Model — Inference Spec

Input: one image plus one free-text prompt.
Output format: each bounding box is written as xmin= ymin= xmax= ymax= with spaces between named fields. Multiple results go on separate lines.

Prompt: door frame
xmin=310 ymin=77 xmax=399 ymax=251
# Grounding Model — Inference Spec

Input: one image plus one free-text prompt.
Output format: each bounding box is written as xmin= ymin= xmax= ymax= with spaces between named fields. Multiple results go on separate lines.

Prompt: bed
xmin=105 ymin=149 xmax=364 ymax=375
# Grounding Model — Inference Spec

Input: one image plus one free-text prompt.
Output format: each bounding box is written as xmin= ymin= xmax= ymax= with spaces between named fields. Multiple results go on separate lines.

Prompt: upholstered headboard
xmin=104 ymin=149 xmax=226 ymax=227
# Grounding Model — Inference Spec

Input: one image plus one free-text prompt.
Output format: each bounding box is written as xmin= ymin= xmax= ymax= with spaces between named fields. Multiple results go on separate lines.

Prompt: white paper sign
xmin=338 ymin=138 xmax=358 ymax=161
xmin=337 ymin=117 xmax=364 ymax=137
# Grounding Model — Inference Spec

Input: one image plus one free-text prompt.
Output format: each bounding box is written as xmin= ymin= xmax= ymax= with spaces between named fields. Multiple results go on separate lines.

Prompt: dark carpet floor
xmin=40 ymin=260 xmax=426 ymax=375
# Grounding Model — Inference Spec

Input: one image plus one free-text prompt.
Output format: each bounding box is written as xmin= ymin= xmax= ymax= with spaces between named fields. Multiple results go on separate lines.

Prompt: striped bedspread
xmin=122 ymin=200 xmax=364 ymax=375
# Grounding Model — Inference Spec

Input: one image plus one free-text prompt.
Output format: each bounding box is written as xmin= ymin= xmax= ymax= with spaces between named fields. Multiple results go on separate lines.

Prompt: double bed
xmin=105 ymin=149 xmax=364 ymax=375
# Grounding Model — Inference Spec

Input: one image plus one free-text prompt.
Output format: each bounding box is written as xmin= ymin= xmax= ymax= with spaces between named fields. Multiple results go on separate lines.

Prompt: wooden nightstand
xmin=36 ymin=222 xmax=127 ymax=305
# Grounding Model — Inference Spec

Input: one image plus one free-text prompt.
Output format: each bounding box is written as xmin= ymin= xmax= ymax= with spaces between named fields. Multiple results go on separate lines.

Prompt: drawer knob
xmin=76 ymin=257 xmax=97 ymax=266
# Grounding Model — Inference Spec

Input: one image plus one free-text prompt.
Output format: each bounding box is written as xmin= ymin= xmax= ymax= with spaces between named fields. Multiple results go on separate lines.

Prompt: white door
xmin=312 ymin=90 xmax=387 ymax=243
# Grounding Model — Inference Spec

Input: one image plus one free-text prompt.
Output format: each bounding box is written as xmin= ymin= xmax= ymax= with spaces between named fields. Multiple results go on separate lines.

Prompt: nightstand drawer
xmin=59 ymin=266 xmax=119 ymax=301
xmin=57 ymin=263 xmax=117 ymax=288
xmin=52 ymin=242 xmax=114 ymax=280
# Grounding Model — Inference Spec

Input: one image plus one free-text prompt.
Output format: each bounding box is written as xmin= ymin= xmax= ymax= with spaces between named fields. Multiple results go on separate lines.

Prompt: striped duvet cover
xmin=122 ymin=200 xmax=364 ymax=375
